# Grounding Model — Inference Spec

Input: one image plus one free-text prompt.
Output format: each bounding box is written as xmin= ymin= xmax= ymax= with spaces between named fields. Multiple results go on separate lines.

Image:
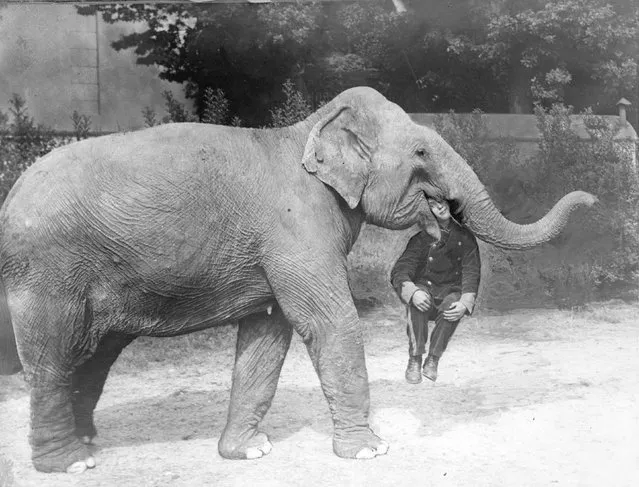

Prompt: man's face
xmin=428 ymin=199 xmax=451 ymax=222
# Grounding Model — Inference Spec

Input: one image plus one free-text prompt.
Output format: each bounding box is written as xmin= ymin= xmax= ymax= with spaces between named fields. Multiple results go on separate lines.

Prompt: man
xmin=391 ymin=199 xmax=480 ymax=383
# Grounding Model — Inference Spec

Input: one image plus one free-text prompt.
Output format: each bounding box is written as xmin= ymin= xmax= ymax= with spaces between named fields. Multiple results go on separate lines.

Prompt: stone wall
xmin=409 ymin=113 xmax=637 ymax=168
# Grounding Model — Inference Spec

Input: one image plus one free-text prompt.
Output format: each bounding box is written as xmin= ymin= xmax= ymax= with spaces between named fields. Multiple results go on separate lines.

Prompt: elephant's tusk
xmin=266 ymin=305 xmax=273 ymax=315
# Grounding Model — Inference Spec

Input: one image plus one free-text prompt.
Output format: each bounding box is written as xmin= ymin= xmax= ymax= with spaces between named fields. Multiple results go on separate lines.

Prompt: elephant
xmin=0 ymin=87 xmax=596 ymax=473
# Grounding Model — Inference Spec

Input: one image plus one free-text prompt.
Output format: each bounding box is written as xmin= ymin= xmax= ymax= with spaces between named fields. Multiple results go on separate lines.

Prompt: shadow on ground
xmin=91 ymin=372 xmax=594 ymax=452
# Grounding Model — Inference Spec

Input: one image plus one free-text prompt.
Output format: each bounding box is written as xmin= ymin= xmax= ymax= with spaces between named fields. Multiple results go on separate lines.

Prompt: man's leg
xmin=405 ymin=304 xmax=430 ymax=384
xmin=424 ymin=293 xmax=461 ymax=382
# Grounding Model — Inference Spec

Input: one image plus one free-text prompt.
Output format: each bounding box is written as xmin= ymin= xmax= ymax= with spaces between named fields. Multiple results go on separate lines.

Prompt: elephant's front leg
xmin=266 ymin=260 xmax=388 ymax=460
xmin=218 ymin=306 xmax=292 ymax=460
xmin=306 ymin=310 xmax=388 ymax=459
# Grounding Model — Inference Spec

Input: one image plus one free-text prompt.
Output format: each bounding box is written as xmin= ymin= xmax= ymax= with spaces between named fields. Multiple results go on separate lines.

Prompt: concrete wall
xmin=0 ymin=4 xmax=192 ymax=132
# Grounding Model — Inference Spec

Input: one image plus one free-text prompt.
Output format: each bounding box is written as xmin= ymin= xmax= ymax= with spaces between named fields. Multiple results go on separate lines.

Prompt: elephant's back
xmin=25 ymin=122 xmax=253 ymax=179
xmin=0 ymin=123 xmax=264 ymax=221
xmin=0 ymin=123 xmax=285 ymax=266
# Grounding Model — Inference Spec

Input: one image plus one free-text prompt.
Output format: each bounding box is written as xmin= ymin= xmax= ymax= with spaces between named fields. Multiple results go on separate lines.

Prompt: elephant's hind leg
xmin=219 ymin=305 xmax=292 ymax=460
xmin=71 ymin=332 xmax=135 ymax=444
xmin=9 ymin=290 xmax=95 ymax=473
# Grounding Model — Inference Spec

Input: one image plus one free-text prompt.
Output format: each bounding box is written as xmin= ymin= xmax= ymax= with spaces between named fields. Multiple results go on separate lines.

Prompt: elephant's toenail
xmin=376 ymin=442 xmax=389 ymax=455
xmin=66 ymin=461 xmax=88 ymax=474
xmin=355 ymin=448 xmax=375 ymax=460
xmin=261 ymin=441 xmax=273 ymax=455
xmin=246 ymin=447 xmax=263 ymax=460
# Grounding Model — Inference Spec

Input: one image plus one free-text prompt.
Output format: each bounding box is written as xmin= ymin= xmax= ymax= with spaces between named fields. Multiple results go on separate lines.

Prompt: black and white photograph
xmin=0 ymin=1 xmax=637 ymax=485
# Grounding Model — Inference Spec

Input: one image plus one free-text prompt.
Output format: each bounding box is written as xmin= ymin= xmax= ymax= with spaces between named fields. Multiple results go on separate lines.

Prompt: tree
xmin=78 ymin=2 xmax=326 ymax=126
xmin=77 ymin=1 xmax=458 ymax=122
xmin=78 ymin=0 xmax=638 ymax=119
xmin=269 ymin=79 xmax=313 ymax=127
xmin=443 ymin=0 xmax=639 ymax=113
xmin=201 ymin=87 xmax=230 ymax=125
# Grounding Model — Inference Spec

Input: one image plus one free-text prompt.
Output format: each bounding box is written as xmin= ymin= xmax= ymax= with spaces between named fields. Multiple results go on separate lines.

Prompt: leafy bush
xmin=142 ymin=106 xmax=158 ymax=128
xmin=143 ymin=89 xmax=239 ymax=127
xmin=142 ymin=91 xmax=198 ymax=126
xmin=434 ymin=109 xmax=488 ymax=169
xmin=161 ymin=90 xmax=197 ymax=124
xmin=0 ymin=94 xmax=62 ymax=204
xmin=533 ymin=103 xmax=639 ymax=303
xmin=70 ymin=110 xmax=92 ymax=140
xmin=269 ymin=79 xmax=312 ymax=128
xmin=201 ymin=87 xmax=230 ymax=125
xmin=434 ymin=106 xmax=638 ymax=308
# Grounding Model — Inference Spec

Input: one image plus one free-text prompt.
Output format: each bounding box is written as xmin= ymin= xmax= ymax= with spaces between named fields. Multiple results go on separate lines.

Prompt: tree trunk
xmin=509 ymin=58 xmax=532 ymax=114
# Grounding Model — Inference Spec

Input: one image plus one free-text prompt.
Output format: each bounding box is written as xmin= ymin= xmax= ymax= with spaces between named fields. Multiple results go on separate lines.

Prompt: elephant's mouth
xmin=418 ymin=188 xmax=467 ymax=240
xmin=420 ymin=185 xmax=451 ymax=211
xmin=448 ymin=198 xmax=465 ymax=221
xmin=421 ymin=188 xmax=463 ymax=219
xmin=418 ymin=190 xmax=442 ymax=240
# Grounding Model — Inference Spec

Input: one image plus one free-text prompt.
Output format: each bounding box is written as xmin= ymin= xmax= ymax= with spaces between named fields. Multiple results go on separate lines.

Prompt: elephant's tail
xmin=0 ymin=278 xmax=22 ymax=375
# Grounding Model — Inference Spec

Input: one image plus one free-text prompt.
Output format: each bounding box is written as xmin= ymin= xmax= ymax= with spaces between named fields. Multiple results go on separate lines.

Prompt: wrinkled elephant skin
xmin=0 ymin=87 xmax=596 ymax=473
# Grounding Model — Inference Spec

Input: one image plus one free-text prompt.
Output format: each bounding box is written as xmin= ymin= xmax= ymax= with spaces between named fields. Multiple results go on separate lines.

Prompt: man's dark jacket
xmin=390 ymin=221 xmax=481 ymax=313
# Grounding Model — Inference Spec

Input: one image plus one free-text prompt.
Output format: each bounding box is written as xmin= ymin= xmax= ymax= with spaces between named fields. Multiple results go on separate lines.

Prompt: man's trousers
xmin=406 ymin=290 xmax=461 ymax=358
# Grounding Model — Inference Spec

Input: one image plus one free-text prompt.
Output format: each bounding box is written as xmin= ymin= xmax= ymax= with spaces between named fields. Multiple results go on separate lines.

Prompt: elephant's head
xmin=301 ymin=87 xmax=597 ymax=249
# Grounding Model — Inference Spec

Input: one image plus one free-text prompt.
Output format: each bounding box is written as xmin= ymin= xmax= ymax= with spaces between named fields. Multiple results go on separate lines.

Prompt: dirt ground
xmin=1 ymin=301 xmax=638 ymax=487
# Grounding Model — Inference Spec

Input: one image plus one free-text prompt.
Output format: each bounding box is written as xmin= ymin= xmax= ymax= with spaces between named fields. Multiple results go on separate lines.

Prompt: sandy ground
xmin=1 ymin=301 xmax=638 ymax=487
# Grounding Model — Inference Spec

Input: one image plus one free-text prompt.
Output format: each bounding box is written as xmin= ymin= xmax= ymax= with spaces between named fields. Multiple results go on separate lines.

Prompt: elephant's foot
xmin=32 ymin=439 xmax=95 ymax=474
xmin=218 ymin=430 xmax=273 ymax=460
xmin=30 ymin=385 xmax=98 ymax=473
xmin=333 ymin=428 xmax=389 ymax=459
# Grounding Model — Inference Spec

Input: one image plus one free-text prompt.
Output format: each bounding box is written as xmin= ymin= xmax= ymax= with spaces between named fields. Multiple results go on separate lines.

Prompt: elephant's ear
xmin=301 ymin=106 xmax=375 ymax=209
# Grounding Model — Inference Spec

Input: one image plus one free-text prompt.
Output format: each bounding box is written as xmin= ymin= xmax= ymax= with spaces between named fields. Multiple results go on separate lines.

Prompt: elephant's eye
xmin=415 ymin=149 xmax=427 ymax=159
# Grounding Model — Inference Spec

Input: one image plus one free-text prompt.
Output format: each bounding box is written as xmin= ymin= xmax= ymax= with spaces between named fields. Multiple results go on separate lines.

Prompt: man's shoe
xmin=405 ymin=355 xmax=422 ymax=384
xmin=422 ymin=355 xmax=439 ymax=382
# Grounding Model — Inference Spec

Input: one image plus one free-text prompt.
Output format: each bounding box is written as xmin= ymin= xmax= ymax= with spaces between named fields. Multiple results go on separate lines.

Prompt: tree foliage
xmin=435 ymin=103 xmax=639 ymax=306
xmin=445 ymin=0 xmax=639 ymax=112
xmin=269 ymin=79 xmax=313 ymax=128
xmin=201 ymin=87 xmax=230 ymax=125
xmin=78 ymin=0 xmax=639 ymax=122
xmin=532 ymin=102 xmax=639 ymax=302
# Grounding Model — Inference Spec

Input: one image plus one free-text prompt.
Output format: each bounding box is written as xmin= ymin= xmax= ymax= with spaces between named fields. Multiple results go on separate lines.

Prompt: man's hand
xmin=411 ymin=290 xmax=431 ymax=312
xmin=443 ymin=301 xmax=467 ymax=321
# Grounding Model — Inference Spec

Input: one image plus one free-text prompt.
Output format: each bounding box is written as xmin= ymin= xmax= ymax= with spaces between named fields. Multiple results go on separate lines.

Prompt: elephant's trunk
xmin=444 ymin=147 xmax=597 ymax=250
xmin=461 ymin=187 xmax=597 ymax=249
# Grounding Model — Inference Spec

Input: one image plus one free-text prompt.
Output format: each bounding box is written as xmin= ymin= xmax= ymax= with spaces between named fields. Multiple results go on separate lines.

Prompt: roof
xmin=409 ymin=113 xmax=637 ymax=141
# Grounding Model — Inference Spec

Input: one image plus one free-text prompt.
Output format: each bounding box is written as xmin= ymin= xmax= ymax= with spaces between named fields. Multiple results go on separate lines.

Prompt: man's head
xmin=427 ymin=198 xmax=451 ymax=223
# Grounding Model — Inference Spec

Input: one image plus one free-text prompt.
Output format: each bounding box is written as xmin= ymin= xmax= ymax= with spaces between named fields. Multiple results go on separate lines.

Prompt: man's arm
xmin=458 ymin=234 xmax=481 ymax=314
xmin=390 ymin=233 xmax=426 ymax=304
